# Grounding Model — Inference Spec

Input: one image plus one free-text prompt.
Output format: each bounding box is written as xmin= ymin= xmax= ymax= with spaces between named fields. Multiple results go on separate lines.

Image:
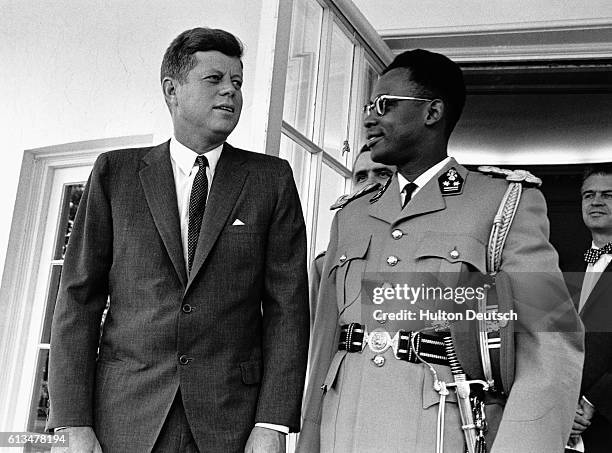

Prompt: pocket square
xmin=232 ymin=219 xmax=245 ymax=226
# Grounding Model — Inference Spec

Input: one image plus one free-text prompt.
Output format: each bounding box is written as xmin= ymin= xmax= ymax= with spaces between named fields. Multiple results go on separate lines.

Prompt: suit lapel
xmin=186 ymin=143 xmax=248 ymax=292
xmin=139 ymin=141 xmax=187 ymax=287
xmin=580 ymin=260 xmax=612 ymax=317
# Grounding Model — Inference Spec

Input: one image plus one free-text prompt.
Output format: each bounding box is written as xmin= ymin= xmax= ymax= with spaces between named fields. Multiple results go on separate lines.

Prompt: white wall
xmin=0 ymin=0 xmax=265 ymax=278
xmin=353 ymin=0 xmax=612 ymax=32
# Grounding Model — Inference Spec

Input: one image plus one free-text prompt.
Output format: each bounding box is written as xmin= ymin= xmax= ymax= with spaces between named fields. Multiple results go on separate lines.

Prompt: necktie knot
xmin=584 ymin=241 xmax=612 ymax=264
xmin=402 ymin=182 xmax=418 ymax=208
xmin=195 ymin=155 xmax=209 ymax=170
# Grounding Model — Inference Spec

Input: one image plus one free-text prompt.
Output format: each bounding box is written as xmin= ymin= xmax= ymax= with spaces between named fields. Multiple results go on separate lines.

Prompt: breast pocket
xmin=415 ymin=232 xmax=487 ymax=279
xmin=328 ymin=236 xmax=371 ymax=313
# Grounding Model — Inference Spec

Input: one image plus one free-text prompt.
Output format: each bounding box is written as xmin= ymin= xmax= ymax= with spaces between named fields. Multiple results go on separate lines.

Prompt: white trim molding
xmin=0 ymin=134 xmax=153 ymax=431
xmin=380 ymin=18 xmax=612 ymax=61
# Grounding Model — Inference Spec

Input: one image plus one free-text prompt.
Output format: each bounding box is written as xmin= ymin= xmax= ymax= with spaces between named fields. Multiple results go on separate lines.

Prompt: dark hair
xmin=583 ymin=163 xmax=612 ymax=184
xmin=383 ymin=49 xmax=465 ymax=134
xmin=160 ymin=27 xmax=243 ymax=83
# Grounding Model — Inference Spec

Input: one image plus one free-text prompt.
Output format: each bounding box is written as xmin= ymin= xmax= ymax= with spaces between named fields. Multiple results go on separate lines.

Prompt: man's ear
xmin=424 ymin=99 xmax=444 ymax=127
xmin=162 ymin=77 xmax=178 ymax=108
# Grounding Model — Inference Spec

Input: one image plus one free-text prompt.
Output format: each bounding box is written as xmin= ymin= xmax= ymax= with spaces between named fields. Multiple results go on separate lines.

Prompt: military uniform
xmin=298 ymin=158 xmax=583 ymax=453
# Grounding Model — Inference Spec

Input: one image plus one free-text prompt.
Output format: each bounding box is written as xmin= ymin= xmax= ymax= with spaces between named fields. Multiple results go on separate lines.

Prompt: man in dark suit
xmin=47 ymin=27 xmax=309 ymax=453
xmin=569 ymin=164 xmax=612 ymax=452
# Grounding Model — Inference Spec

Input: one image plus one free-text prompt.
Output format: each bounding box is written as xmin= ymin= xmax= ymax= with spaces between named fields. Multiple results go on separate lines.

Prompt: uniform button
xmin=449 ymin=249 xmax=460 ymax=259
xmin=339 ymin=254 xmax=347 ymax=264
xmin=182 ymin=304 xmax=193 ymax=313
xmin=386 ymin=255 xmax=399 ymax=266
xmin=178 ymin=355 xmax=192 ymax=365
xmin=372 ymin=355 xmax=385 ymax=367
xmin=391 ymin=229 xmax=403 ymax=240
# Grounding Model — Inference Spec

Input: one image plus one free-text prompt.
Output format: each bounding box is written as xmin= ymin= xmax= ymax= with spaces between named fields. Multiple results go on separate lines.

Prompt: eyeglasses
xmin=363 ymin=94 xmax=434 ymax=117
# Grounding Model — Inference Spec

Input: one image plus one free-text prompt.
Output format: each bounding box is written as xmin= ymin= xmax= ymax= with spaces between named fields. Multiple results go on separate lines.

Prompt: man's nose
xmin=219 ymin=81 xmax=237 ymax=97
xmin=363 ymin=110 xmax=377 ymax=128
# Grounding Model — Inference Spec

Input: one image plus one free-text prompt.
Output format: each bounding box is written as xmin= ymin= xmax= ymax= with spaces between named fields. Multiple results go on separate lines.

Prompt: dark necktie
xmin=584 ymin=241 xmax=612 ymax=265
xmin=402 ymin=182 xmax=418 ymax=209
xmin=187 ymin=155 xmax=209 ymax=272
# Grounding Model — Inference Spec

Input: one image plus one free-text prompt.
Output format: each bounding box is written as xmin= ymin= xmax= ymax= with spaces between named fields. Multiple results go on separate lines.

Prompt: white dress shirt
xmin=169 ymin=137 xmax=289 ymax=435
xmin=397 ymin=157 xmax=452 ymax=206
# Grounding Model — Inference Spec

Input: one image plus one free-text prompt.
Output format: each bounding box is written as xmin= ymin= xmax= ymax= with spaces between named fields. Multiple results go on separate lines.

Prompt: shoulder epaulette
xmin=369 ymin=175 xmax=393 ymax=204
xmin=330 ymin=182 xmax=381 ymax=210
xmin=477 ymin=165 xmax=542 ymax=187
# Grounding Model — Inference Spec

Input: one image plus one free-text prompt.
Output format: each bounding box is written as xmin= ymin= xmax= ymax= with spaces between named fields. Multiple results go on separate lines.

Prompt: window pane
xmin=315 ymin=163 xmax=346 ymax=253
xmin=322 ymin=23 xmax=355 ymax=163
xmin=279 ymin=134 xmax=311 ymax=214
xmin=27 ymin=349 xmax=49 ymax=434
xmin=283 ymin=0 xmax=323 ymax=138
xmin=54 ymin=184 xmax=85 ymax=260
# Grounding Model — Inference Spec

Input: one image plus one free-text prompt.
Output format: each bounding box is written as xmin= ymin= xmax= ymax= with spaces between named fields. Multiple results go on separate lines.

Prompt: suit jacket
xmin=297 ymin=159 xmax=583 ymax=453
xmin=47 ymin=141 xmax=309 ymax=452
xmin=579 ymin=261 xmax=612 ymax=452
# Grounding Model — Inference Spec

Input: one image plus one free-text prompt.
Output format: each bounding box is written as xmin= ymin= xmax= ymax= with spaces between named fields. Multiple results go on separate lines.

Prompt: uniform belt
xmin=338 ymin=323 xmax=449 ymax=367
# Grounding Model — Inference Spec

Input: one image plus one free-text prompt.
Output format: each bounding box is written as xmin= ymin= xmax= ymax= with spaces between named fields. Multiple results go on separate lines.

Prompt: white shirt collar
xmin=397 ymin=156 xmax=452 ymax=195
xmin=169 ymin=137 xmax=223 ymax=177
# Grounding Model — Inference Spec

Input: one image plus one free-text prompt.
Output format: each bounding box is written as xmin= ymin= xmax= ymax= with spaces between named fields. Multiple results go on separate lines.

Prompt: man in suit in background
xmin=309 ymin=147 xmax=395 ymax=326
xmin=569 ymin=164 xmax=612 ymax=452
xmin=47 ymin=27 xmax=309 ymax=453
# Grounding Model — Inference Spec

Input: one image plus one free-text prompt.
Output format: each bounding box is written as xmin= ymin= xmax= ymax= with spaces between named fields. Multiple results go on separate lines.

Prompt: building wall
xmin=0 ymin=0 xmax=265 ymax=277
xmin=353 ymin=0 xmax=612 ymax=32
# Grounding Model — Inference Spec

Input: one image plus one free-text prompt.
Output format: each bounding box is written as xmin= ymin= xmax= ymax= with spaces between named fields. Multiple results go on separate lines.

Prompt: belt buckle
xmin=366 ymin=330 xmax=396 ymax=354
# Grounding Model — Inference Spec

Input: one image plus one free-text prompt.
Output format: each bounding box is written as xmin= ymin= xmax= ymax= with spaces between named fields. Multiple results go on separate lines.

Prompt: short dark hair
xmin=160 ymin=27 xmax=243 ymax=83
xmin=383 ymin=49 xmax=465 ymax=134
xmin=582 ymin=163 xmax=612 ymax=184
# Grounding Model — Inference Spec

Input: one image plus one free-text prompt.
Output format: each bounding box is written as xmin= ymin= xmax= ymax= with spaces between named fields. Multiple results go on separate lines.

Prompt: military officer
xmin=297 ymin=49 xmax=584 ymax=453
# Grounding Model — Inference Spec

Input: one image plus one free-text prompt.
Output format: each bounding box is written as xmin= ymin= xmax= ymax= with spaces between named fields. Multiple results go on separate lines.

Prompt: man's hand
xmin=244 ymin=426 xmax=286 ymax=453
xmin=570 ymin=399 xmax=596 ymax=436
xmin=51 ymin=426 xmax=102 ymax=453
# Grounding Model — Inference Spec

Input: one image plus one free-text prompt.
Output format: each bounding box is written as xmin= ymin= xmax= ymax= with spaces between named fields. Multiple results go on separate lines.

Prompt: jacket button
xmin=339 ymin=254 xmax=347 ymax=264
xmin=372 ymin=355 xmax=385 ymax=367
xmin=386 ymin=255 xmax=399 ymax=266
xmin=391 ymin=229 xmax=403 ymax=240
xmin=182 ymin=304 xmax=193 ymax=313
xmin=178 ymin=355 xmax=192 ymax=365
xmin=449 ymin=249 xmax=460 ymax=259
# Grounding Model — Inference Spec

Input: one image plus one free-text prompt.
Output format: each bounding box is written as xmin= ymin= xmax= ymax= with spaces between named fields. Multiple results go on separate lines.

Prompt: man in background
xmin=569 ymin=164 xmax=612 ymax=452
xmin=47 ymin=27 xmax=309 ymax=453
